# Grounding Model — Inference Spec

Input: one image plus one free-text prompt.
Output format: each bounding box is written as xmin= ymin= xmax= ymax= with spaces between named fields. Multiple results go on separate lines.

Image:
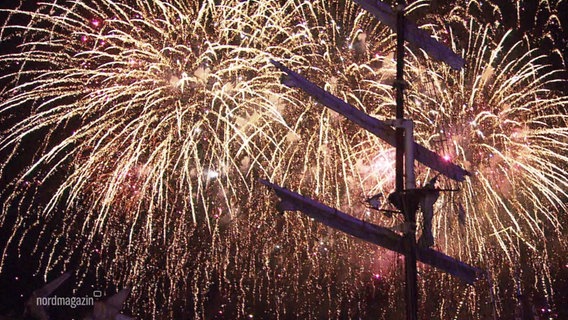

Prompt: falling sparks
xmin=0 ymin=0 xmax=567 ymax=319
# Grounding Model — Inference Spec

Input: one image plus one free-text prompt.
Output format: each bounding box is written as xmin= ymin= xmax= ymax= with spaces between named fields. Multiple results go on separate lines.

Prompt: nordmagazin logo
xmin=36 ymin=292 xmax=98 ymax=308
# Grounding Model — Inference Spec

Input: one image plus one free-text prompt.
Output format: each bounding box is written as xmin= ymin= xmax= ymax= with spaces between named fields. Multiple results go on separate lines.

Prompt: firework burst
xmin=403 ymin=14 xmax=568 ymax=317
xmin=0 ymin=0 xmax=567 ymax=319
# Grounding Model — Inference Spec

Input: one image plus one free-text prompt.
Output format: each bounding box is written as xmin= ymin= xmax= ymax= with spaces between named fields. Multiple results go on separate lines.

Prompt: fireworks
xmin=405 ymin=15 xmax=568 ymax=317
xmin=0 ymin=0 xmax=566 ymax=319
